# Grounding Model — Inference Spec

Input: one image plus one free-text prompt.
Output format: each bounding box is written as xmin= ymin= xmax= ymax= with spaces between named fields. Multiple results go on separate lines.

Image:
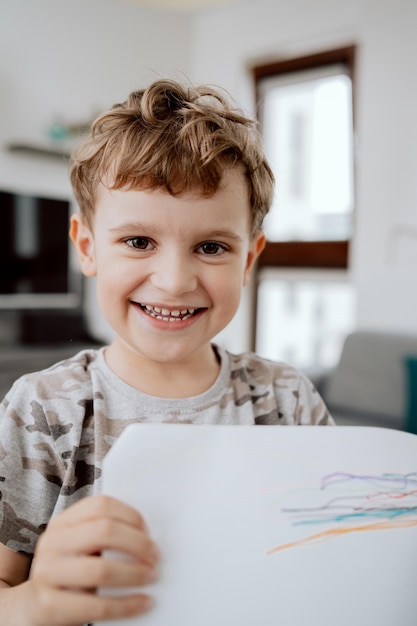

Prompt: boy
xmin=0 ymin=79 xmax=333 ymax=625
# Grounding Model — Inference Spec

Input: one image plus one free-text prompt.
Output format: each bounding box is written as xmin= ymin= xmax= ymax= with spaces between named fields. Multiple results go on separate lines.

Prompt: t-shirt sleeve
xmin=293 ymin=370 xmax=334 ymax=425
xmin=0 ymin=377 xmax=65 ymax=557
xmin=235 ymin=350 xmax=335 ymax=426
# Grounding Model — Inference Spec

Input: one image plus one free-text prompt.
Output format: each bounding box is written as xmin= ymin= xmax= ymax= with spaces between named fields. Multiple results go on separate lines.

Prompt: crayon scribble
xmin=267 ymin=472 xmax=417 ymax=554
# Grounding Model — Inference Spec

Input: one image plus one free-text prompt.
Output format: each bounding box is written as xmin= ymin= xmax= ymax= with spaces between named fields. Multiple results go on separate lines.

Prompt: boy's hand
xmin=27 ymin=495 xmax=159 ymax=626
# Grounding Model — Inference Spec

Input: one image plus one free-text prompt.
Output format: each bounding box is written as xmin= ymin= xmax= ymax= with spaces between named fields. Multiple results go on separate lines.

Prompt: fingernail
xmin=150 ymin=543 xmax=160 ymax=562
xmin=143 ymin=595 xmax=154 ymax=611
xmin=147 ymin=567 xmax=159 ymax=583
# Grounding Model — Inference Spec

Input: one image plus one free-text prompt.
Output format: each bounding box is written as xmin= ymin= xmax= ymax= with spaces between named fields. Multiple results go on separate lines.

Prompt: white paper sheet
xmin=100 ymin=424 xmax=417 ymax=625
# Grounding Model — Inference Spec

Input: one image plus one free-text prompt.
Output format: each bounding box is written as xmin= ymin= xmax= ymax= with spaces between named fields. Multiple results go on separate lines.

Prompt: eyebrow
xmin=108 ymin=223 xmax=149 ymax=235
xmin=109 ymin=224 xmax=244 ymax=242
xmin=201 ymin=230 xmax=243 ymax=242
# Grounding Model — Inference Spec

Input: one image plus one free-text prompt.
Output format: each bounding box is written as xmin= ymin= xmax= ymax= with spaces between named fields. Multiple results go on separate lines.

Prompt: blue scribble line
xmin=267 ymin=471 xmax=417 ymax=554
xmin=285 ymin=506 xmax=417 ymax=527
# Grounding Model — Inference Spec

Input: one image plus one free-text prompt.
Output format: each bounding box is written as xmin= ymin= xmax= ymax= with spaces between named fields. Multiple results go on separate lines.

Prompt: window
xmin=256 ymin=269 xmax=356 ymax=370
xmin=253 ymin=47 xmax=356 ymax=369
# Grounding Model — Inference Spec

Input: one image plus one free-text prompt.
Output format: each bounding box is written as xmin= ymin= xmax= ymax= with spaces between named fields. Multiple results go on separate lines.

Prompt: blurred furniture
xmin=308 ymin=330 xmax=417 ymax=431
xmin=0 ymin=341 xmax=101 ymax=402
xmin=0 ymin=305 xmax=101 ymax=402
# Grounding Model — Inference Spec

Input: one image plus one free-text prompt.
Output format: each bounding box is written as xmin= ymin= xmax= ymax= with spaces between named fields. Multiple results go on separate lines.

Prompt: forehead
xmin=95 ymin=165 xmax=252 ymax=230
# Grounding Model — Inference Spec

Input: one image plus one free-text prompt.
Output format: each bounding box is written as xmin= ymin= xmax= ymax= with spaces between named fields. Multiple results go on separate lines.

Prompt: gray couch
xmin=307 ymin=330 xmax=417 ymax=430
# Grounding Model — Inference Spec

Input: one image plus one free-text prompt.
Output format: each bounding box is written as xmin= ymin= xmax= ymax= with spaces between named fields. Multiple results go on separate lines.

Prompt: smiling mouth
xmin=138 ymin=304 xmax=203 ymax=322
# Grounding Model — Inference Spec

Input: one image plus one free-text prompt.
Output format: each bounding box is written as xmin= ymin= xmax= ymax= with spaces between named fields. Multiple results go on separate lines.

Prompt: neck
xmin=104 ymin=342 xmax=221 ymax=398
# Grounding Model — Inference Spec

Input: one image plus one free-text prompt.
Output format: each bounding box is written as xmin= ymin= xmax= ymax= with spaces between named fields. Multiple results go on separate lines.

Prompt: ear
xmin=69 ymin=213 xmax=97 ymax=277
xmin=243 ymin=230 xmax=266 ymax=286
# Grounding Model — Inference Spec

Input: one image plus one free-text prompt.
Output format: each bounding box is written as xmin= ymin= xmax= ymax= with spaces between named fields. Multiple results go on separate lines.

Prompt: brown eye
xmin=126 ymin=237 xmax=152 ymax=250
xmin=198 ymin=242 xmax=227 ymax=255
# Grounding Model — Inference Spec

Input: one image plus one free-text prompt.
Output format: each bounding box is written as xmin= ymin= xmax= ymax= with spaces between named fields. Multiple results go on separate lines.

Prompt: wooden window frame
xmin=251 ymin=46 xmax=356 ymax=349
xmin=253 ymin=45 xmax=356 ymax=270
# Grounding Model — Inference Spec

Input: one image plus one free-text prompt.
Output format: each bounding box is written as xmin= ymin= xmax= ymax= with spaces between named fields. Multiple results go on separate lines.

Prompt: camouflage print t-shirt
xmin=0 ymin=344 xmax=333 ymax=557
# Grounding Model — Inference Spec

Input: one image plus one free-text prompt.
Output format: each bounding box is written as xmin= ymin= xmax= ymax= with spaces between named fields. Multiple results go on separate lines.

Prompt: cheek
xmin=210 ymin=266 xmax=244 ymax=303
xmin=95 ymin=258 xmax=135 ymax=297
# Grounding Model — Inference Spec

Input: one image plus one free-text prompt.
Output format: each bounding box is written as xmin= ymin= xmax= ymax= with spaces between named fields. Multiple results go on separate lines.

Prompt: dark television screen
xmin=0 ymin=190 xmax=70 ymax=295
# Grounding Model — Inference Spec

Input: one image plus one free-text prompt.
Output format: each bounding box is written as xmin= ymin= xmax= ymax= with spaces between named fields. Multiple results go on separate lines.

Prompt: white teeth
xmin=141 ymin=304 xmax=197 ymax=320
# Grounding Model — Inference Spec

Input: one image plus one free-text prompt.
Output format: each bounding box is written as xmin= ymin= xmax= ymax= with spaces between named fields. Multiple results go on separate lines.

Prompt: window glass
xmin=258 ymin=65 xmax=354 ymax=242
xmin=256 ymin=270 xmax=356 ymax=370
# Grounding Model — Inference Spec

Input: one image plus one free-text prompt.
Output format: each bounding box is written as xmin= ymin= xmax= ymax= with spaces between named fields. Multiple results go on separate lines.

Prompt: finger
xmin=31 ymin=586 xmax=153 ymax=625
xmin=36 ymin=518 xmax=159 ymax=566
xmin=33 ymin=554 xmax=159 ymax=589
xmin=48 ymin=495 xmax=148 ymax=534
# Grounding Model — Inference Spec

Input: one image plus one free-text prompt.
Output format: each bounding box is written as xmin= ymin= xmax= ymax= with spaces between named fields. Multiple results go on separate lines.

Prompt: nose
xmin=150 ymin=247 xmax=198 ymax=297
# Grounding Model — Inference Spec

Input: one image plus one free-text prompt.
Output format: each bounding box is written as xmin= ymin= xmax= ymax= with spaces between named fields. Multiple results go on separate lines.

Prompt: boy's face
xmin=70 ymin=166 xmax=265 ymax=371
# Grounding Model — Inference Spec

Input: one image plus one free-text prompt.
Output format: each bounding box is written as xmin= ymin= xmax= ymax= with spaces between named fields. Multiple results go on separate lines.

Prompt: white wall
xmin=0 ymin=0 xmax=193 ymax=194
xmin=0 ymin=0 xmax=193 ymax=341
xmin=2 ymin=0 xmax=417 ymax=348
xmin=191 ymin=0 xmax=417 ymax=347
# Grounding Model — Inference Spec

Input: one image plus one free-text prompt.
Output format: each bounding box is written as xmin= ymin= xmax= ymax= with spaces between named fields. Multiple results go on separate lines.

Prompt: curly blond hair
xmin=70 ymin=79 xmax=274 ymax=235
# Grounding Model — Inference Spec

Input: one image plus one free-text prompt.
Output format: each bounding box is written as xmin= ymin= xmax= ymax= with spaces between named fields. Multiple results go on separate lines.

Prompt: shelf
xmin=0 ymin=293 xmax=81 ymax=310
xmin=7 ymin=141 xmax=72 ymax=160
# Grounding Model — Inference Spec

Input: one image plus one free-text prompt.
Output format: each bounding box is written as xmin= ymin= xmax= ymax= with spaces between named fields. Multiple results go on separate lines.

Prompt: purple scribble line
xmin=321 ymin=472 xmax=417 ymax=491
xmin=282 ymin=492 xmax=417 ymax=514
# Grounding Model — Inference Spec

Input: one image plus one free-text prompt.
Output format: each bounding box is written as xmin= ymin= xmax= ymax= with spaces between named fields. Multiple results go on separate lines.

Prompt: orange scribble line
xmin=368 ymin=489 xmax=417 ymax=501
xmin=266 ymin=518 xmax=417 ymax=555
